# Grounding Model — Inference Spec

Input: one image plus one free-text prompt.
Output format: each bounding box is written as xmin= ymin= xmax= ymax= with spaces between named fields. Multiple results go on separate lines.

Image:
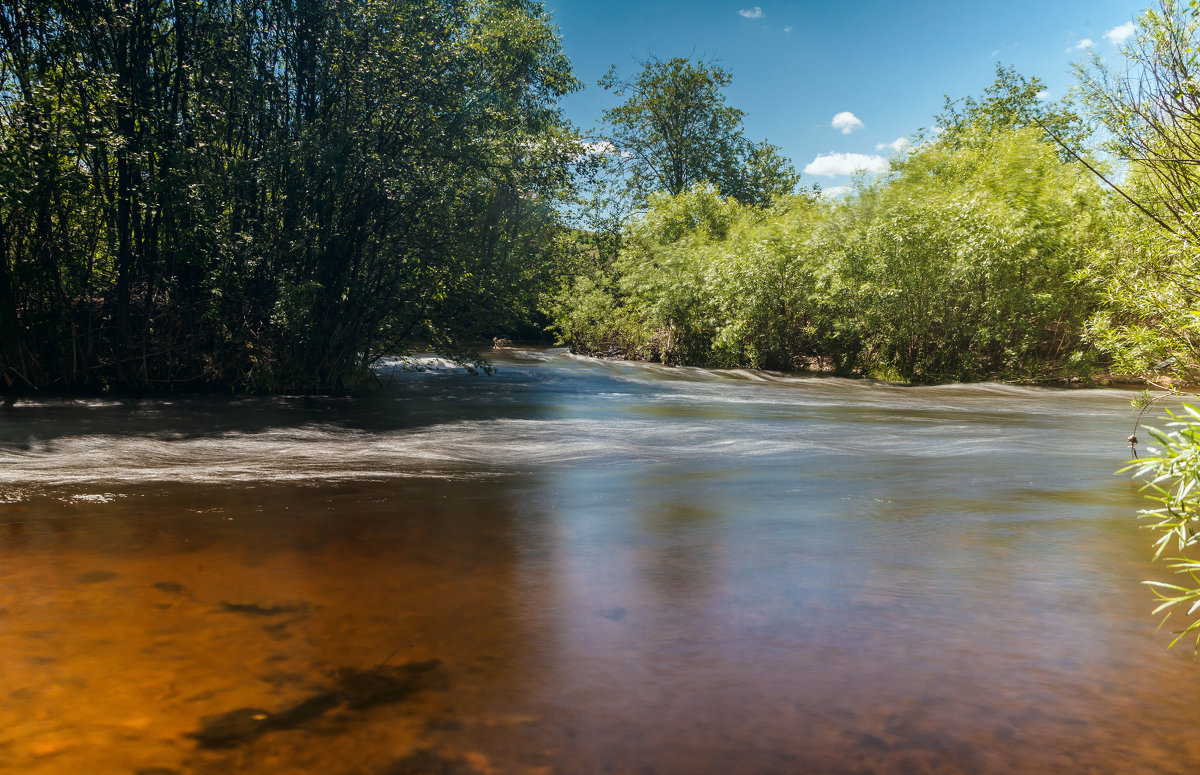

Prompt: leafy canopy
xmin=595 ymin=56 xmax=799 ymax=207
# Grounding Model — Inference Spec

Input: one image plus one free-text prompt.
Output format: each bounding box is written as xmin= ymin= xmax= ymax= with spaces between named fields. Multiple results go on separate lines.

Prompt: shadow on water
xmin=3 ymin=349 xmax=1200 ymax=774
xmin=0 ymin=353 xmax=566 ymax=449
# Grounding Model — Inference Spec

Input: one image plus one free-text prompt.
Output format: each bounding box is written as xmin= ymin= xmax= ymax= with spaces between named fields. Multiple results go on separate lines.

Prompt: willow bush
xmin=552 ymin=126 xmax=1110 ymax=382
xmin=1128 ymin=405 xmax=1200 ymax=650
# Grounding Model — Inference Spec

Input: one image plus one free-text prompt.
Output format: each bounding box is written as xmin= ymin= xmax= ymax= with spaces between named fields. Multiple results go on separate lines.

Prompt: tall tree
xmin=594 ymin=56 xmax=798 ymax=207
xmin=935 ymin=63 xmax=1087 ymax=153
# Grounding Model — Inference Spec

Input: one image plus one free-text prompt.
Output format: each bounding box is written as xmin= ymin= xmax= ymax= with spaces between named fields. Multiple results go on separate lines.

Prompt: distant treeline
xmin=5 ymin=0 xmax=1200 ymax=393
xmin=0 ymin=0 xmax=579 ymax=393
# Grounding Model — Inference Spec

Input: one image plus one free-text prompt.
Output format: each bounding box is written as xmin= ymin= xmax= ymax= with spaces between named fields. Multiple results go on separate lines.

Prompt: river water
xmin=1 ymin=349 xmax=1197 ymax=774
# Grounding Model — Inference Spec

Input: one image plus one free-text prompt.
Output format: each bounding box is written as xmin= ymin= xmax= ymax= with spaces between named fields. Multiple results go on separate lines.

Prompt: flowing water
xmin=1 ymin=349 xmax=1197 ymax=774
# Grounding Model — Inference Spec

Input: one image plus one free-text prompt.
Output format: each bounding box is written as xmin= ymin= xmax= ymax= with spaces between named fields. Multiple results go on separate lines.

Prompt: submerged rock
xmin=189 ymin=659 xmax=443 ymax=748
xmin=332 ymin=661 xmax=440 ymax=709
xmin=190 ymin=708 xmax=272 ymax=749
xmin=218 ymin=601 xmax=308 ymax=616
xmin=268 ymin=691 xmax=342 ymax=730
xmin=190 ymin=692 xmax=340 ymax=749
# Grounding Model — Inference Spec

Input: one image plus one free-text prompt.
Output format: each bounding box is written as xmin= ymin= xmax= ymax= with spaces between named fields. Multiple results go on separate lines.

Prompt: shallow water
xmin=1 ymin=349 xmax=1196 ymax=774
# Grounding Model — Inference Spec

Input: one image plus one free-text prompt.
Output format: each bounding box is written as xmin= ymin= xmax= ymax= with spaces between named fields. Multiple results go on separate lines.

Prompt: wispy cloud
xmin=831 ymin=111 xmax=864 ymax=134
xmin=874 ymin=137 xmax=910 ymax=153
xmin=803 ymin=152 xmax=888 ymax=178
xmin=738 ymin=6 xmax=764 ymax=19
xmin=1105 ymin=21 xmax=1135 ymax=45
xmin=575 ymin=141 xmax=631 ymax=161
xmin=821 ymin=185 xmax=852 ymax=199
xmin=1070 ymin=38 xmax=1094 ymax=51
xmin=783 ymin=25 xmax=792 ymax=33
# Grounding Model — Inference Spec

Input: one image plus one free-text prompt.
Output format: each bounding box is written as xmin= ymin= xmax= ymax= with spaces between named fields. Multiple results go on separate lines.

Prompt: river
xmin=1 ymin=348 xmax=1197 ymax=774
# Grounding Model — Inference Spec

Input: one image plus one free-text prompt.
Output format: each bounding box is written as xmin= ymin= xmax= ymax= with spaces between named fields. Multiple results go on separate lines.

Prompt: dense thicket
xmin=1077 ymin=1 xmax=1200 ymax=385
xmin=0 ymin=0 xmax=578 ymax=393
xmin=552 ymin=122 xmax=1109 ymax=383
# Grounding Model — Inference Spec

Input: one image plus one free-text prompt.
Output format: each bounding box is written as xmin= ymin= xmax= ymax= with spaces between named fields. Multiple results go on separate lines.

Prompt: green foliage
xmin=842 ymin=127 xmax=1107 ymax=381
xmin=553 ymin=123 xmax=1108 ymax=382
xmin=594 ymin=56 xmax=800 ymax=207
xmin=1075 ymin=1 xmax=1200 ymax=384
xmin=1084 ymin=205 xmax=1200 ymax=383
xmin=0 ymin=0 xmax=581 ymax=393
xmin=1127 ymin=404 xmax=1200 ymax=650
xmin=935 ymin=63 xmax=1088 ymax=156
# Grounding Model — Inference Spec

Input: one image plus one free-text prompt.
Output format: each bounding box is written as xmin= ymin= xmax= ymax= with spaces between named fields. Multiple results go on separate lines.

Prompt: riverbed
xmin=0 ymin=349 xmax=1195 ymax=774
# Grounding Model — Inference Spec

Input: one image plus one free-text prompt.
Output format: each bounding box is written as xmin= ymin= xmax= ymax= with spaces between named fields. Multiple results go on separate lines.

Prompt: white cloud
xmin=803 ymin=152 xmax=889 ymax=178
xmin=821 ymin=185 xmax=853 ymax=199
xmin=1036 ymin=89 xmax=1051 ymax=100
xmin=874 ymin=137 xmax=910 ymax=153
xmin=738 ymin=6 xmax=763 ymax=18
xmin=1105 ymin=21 xmax=1135 ymax=45
xmin=783 ymin=25 xmax=792 ymax=33
xmin=1071 ymin=38 xmax=1094 ymax=51
xmin=831 ymin=111 xmax=864 ymax=134
xmin=580 ymin=141 xmax=620 ymax=157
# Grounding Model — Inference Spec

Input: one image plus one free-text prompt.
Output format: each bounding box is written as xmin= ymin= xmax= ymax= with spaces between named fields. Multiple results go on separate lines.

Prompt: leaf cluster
xmin=1127 ymin=404 xmax=1200 ymax=650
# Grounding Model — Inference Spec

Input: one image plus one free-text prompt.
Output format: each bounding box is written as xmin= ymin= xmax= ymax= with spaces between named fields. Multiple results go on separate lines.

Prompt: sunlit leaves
xmin=1127 ymin=404 xmax=1200 ymax=650
xmin=553 ymin=126 xmax=1107 ymax=382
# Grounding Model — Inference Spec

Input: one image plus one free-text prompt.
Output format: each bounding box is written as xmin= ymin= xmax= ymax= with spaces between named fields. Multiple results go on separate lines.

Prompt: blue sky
xmin=544 ymin=0 xmax=1148 ymax=194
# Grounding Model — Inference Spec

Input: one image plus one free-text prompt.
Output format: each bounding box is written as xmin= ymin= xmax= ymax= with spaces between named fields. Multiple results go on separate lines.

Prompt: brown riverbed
xmin=2 ymin=350 xmax=1199 ymax=774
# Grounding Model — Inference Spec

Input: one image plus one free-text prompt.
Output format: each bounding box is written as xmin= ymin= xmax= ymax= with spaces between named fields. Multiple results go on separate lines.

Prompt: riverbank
xmin=564 ymin=342 xmax=1149 ymax=390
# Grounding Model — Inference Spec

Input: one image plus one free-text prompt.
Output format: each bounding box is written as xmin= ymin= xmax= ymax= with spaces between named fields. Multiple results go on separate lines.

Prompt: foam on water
xmin=0 ymin=348 xmax=1141 ymax=499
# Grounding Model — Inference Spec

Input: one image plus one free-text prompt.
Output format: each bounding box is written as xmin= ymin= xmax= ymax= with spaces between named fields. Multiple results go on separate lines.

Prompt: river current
xmin=1 ymin=348 xmax=1197 ymax=774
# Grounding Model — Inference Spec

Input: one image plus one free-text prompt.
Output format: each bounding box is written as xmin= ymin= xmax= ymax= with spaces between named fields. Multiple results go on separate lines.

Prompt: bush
xmin=551 ymin=128 xmax=1110 ymax=382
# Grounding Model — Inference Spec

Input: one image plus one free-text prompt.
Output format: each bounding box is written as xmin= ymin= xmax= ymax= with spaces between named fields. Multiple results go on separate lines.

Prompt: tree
xmin=1077 ymin=1 xmax=1200 ymax=241
xmin=0 ymin=0 xmax=582 ymax=393
xmin=935 ymin=63 xmax=1088 ymax=153
xmin=594 ymin=57 xmax=798 ymax=207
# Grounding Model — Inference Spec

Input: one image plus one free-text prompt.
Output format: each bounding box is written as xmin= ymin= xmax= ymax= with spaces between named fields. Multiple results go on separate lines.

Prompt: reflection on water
xmin=2 ymin=349 xmax=1199 ymax=774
